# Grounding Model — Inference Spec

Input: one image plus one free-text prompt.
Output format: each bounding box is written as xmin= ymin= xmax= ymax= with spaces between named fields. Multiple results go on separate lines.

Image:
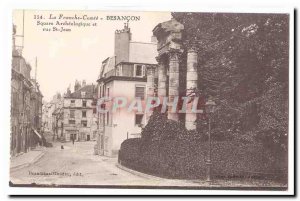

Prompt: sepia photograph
xmin=6 ymin=6 xmax=294 ymax=195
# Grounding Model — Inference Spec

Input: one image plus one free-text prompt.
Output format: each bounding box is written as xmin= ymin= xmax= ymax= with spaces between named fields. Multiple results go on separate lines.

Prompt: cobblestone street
xmin=10 ymin=141 xmax=287 ymax=189
xmin=9 ymin=141 xmax=194 ymax=187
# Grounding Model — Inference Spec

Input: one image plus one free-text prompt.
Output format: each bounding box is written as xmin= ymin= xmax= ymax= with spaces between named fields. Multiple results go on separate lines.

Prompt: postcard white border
xmin=0 ymin=0 xmax=295 ymax=197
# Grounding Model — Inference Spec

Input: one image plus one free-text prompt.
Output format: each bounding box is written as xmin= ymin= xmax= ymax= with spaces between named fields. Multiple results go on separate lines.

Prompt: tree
xmin=172 ymin=12 xmax=289 ymax=150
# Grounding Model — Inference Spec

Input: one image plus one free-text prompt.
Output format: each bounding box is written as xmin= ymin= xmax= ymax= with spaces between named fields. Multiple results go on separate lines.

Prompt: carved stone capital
xmin=146 ymin=65 xmax=156 ymax=77
xmin=155 ymin=56 xmax=162 ymax=63
xmin=146 ymin=64 xmax=157 ymax=71
xmin=187 ymin=46 xmax=198 ymax=54
xmin=168 ymin=49 xmax=183 ymax=62
xmin=155 ymin=55 xmax=168 ymax=65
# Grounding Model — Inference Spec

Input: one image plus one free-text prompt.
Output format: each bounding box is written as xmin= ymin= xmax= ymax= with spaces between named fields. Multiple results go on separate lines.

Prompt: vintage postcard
xmin=8 ymin=8 xmax=294 ymax=195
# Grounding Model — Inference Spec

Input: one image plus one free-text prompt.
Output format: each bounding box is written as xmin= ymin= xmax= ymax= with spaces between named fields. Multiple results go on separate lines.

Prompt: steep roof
xmin=99 ymin=56 xmax=116 ymax=79
xmin=65 ymin=84 xmax=95 ymax=99
xmin=129 ymin=41 xmax=157 ymax=64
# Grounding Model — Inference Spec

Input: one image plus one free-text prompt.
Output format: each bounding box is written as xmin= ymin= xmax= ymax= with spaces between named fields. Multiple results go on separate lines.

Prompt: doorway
xmin=70 ymin=134 xmax=77 ymax=141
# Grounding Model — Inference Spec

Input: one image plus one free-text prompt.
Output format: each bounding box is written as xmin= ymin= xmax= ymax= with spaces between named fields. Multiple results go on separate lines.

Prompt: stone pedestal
xmin=185 ymin=48 xmax=198 ymax=130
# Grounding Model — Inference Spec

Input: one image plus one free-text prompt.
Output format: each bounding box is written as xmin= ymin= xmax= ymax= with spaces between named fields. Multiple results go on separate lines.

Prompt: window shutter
xmin=142 ymin=65 xmax=146 ymax=76
xmin=135 ymin=86 xmax=145 ymax=100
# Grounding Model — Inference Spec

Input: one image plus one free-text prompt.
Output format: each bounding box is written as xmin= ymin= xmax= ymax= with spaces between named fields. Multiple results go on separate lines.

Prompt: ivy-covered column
xmin=146 ymin=65 xmax=156 ymax=98
xmin=168 ymin=51 xmax=181 ymax=121
xmin=146 ymin=65 xmax=156 ymax=122
xmin=185 ymin=48 xmax=198 ymax=130
xmin=157 ymin=56 xmax=167 ymax=98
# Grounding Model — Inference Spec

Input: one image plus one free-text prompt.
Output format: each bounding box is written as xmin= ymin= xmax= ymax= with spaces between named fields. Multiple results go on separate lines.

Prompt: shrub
xmin=119 ymin=138 xmax=141 ymax=166
xmin=119 ymin=112 xmax=287 ymax=180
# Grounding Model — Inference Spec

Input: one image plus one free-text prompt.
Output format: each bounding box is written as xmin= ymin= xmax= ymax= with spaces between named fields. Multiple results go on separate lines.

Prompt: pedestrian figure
xmin=72 ymin=136 xmax=75 ymax=145
xmin=60 ymin=138 xmax=64 ymax=150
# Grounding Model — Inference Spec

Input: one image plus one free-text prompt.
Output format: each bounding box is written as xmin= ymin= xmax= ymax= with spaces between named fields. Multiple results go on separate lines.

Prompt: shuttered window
xmin=70 ymin=110 xmax=75 ymax=118
xmin=82 ymin=111 xmax=86 ymax=118
xmin=135 ymin=86 xmax=145 ymax=100
xmin=82 ymin=100 xmax=87 ymax=107
xmin=134 ymin=64 xmax=145 ymax=77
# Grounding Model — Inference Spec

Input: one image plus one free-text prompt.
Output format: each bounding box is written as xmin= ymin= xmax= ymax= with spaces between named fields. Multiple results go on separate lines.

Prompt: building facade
xmin=42 ymin=93 xmax=63 ymax=138
xmin=95 ymin=23 xmax=158 ymax=157
xmin=11 ymin=25 xmax=43 ymax=156
xmin=62 ymin=81 xmax=98 ymax=142
xmin=51 ymin=95 xmax=64 ymax=140
xmin=42 ymin=101 xmax=50 ymax=132
xmin=30 ymin=79 xmax=43 ymax=139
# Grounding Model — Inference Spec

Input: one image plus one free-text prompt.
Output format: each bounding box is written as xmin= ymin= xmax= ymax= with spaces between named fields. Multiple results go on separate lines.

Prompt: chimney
xmin=114 ymin=23 xmax=131 ymax=64
xmin=82 ymin=80 xmax=86 ymax=87
xmin=67 ymin=87 xmax=71 ymax=95
xmin=74 ymin=80 xmax=81 ymax=91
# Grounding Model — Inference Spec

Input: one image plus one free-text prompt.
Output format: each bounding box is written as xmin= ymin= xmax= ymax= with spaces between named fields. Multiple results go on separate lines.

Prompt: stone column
xmin=168 ymin=51 xmax=181 ymax=121
xmin=146 ymin=65 xmax=156 ymax=122
xmin=157 ymin=56 xmax=167 ymax=98
xmin=185 ymin=48 xmax=198 ymax=130
xmin=154 ymin=64 xmax=158 ymax=97
xmin=146 ymin=65 xmax=156 ymax=97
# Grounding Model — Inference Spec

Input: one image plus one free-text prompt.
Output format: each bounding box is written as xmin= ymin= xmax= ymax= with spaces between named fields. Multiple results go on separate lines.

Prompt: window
xmin=134 ymin=64 xmax=145 ymax=77
xmin=70 ymin=110 xmax=75 ymax=118
xmin=135 ymin=114 xmax=144 ymax=126
xmin=82 ymin=100 xmax=87 ymax=107
xmin=70 ymin=100 xmax=75 ymax=106
xmin=69 ymin=120 xmax=75 ymax=124
xmin=81 ymin=120 xmax=87 ymax=127
xmin=81 ymin=91 xmax=86 ymax=98
xmin=135 ymin=86 xmax=145 ymax=100
xmin=82 ymin=111 xmax=86 ymax=118
xmin=116 ymin=65 xmax=122 ymax=76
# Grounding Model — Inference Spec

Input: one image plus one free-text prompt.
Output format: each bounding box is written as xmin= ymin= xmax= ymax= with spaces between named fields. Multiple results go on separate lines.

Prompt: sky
xmin=13 ymin=10 xmax=171 ymax=101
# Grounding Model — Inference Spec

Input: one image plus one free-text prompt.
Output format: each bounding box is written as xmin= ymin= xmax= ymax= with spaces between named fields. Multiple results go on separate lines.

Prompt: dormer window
xmin=134 ymin=64 xmax=145 ymax=77
xmin=115 ymin=65 xmax=122 ymax=76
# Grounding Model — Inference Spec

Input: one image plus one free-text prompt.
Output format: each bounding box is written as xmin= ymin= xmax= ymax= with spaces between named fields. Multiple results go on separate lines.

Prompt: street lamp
xmin=205 ymin=98 xmax=216 ymax=182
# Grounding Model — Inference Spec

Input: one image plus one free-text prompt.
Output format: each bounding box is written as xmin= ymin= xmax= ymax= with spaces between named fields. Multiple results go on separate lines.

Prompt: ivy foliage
xmin=171 ymin=12 xmax=289 ymax=151
xmin=119 ymin=113 xmax=287 ymax=179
